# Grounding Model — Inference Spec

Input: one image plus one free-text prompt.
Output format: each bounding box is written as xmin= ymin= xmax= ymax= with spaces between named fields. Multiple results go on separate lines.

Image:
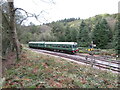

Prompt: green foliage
xmin=51 ymin=22 xmax=66 ymax=41
xmin=78 ymin=20 xmax=90 ymax=47
xmin=70 ymin=27 xmax=78 ymax=42
xmin=113 ymin=14 xmax=120 ymax=57
xmin=92 ymin=19 xmax=112 ymax=49
xmin=64 ymin=26 xmax=71 ymax=41
xmin=59 ymin=18 xmax=78 ymax=23
xmin=64 ymin=26 xmax=78 ymax=42
xmin=13 ymin=13 xmax=118 ymax=51
xmin=20 ymin=32 xmax=33 ymax=43
xmin=2 ymin=6 xmax=118 ymax=55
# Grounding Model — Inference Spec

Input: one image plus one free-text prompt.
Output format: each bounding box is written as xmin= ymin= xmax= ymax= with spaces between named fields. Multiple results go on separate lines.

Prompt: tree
xmin=92 ymin=19 xmax=111 ymax=49
xmin=70 ymin=27 xmax=78 ymax=42
xmin=2 ymin=0 xmax=55 ymax=61
xmin=7 ymin=0 xmax=21 ymax=60
xmin=51 ymin=22 xmax=66 ymax=41
xmin=113 ymin=14 xmax=120 ymax=58
xmin=64 ymin=26 xmax=71 ymax=42
xmin=78 ymin=20 xmax=90 ymax=47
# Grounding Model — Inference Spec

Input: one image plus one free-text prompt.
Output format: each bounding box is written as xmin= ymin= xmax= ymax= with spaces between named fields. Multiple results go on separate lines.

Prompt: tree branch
xmin=14 ymin=8 xmax=44 ymax=24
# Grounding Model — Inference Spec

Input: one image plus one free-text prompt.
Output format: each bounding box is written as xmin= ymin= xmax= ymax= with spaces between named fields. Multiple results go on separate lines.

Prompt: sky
xmin=13 ymin=0 xmax=120 ymax=25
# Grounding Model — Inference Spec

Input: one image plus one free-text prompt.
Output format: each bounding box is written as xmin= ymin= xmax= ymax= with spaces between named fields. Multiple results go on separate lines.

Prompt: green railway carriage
xmin=29 ymin=42 xmax=79 ymax=54
xmin=29 ymin=42 xmax=45 ymax=48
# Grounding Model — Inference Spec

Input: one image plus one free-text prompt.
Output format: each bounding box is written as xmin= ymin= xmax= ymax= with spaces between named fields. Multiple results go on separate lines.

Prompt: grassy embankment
xmin=3 ymin=47 xmax=119 ymax=88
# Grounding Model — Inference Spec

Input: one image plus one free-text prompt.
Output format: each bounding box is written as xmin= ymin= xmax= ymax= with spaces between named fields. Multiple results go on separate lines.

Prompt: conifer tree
xmin=78 ymin=20 xmax=90 ymax=47
xmin=92 ymin=19 xmax=111 ymax=49
xmin=113 ymin=14 xmax=120 ymax=58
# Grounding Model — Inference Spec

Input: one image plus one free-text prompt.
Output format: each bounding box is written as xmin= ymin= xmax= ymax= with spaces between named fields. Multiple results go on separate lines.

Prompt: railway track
xmin=30 ymin=48 xmax=120 ymax=73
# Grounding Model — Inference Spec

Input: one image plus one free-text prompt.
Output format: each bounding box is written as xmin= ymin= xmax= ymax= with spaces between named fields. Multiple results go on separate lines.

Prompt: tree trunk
xmin=8 ymin=0 xmax=21 ymax=60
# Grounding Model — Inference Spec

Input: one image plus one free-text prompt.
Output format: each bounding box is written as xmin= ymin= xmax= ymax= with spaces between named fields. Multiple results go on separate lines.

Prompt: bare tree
xmin=6 ymin=0 xmax=55 ymax=60
xmin=7 ymin=0 xmax=21 ymax=60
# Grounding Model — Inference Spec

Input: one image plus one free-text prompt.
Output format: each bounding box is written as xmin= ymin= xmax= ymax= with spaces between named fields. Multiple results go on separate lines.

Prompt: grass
xmin=2 ymin=47 xmax=119 ymax=88
xmin=78 ymin=47 xmax=117 ymax=56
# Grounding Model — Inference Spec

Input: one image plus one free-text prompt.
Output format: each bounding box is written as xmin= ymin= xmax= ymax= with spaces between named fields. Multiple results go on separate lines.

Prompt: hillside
xmin=16 ymin=13 xmax=118 ymax=49
xmin=61 ymin=14 xmax=117 ymax=30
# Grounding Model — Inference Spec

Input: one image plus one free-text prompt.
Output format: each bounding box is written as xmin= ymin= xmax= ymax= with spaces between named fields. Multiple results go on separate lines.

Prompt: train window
xmin=53 ymin=45 xmax=56 ymax=47
xmin=69 ymin=46 xmax=72 ymax=48
xmin=63 ymin=45 xmax=65 ymax=48
xmin=73 ymin=45 xmax=77 ymax=48
xmin=73 ymin=45 xmax=75 ymax=48
xmin=58 ymin=45 xmax=60 ymax=47
xmin=66 ymin=46 xmax=69 ymax=48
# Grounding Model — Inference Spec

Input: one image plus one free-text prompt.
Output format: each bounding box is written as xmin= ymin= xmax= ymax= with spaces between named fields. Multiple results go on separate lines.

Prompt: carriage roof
xmin=29 ymin=42 xmax=77 ymax=45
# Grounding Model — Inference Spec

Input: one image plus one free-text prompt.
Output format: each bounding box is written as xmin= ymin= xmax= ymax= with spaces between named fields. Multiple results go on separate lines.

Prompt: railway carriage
xmin=29 ymin=42 xmax=45 ymax=49
xmin=29 ymin=42 xmax=79 ymax=54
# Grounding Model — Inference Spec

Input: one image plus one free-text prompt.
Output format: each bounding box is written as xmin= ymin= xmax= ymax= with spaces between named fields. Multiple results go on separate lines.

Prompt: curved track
xmin=30 ymin=48 xmax=120 ymax=73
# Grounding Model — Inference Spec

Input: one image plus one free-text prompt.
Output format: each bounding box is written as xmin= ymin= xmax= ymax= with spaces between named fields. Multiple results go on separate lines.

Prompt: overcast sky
xmin=14 ymin=0 xmax=119 ymax=25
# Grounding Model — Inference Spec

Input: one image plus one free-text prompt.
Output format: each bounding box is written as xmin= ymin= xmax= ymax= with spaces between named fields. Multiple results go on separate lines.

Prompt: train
xmin=28 ymin=42 xmax=79 ymax=54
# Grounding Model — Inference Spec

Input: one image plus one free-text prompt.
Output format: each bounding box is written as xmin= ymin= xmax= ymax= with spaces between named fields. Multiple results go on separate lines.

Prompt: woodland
xmin=1 ymin=0 xmax=120 ymax=88
xmin=2 ymin=1 xmax=120 ymax=60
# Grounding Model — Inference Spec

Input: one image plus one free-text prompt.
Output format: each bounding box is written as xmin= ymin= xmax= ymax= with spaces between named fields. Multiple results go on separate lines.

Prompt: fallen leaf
xmin=80 ymin=78 xmax=87 ymax=84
